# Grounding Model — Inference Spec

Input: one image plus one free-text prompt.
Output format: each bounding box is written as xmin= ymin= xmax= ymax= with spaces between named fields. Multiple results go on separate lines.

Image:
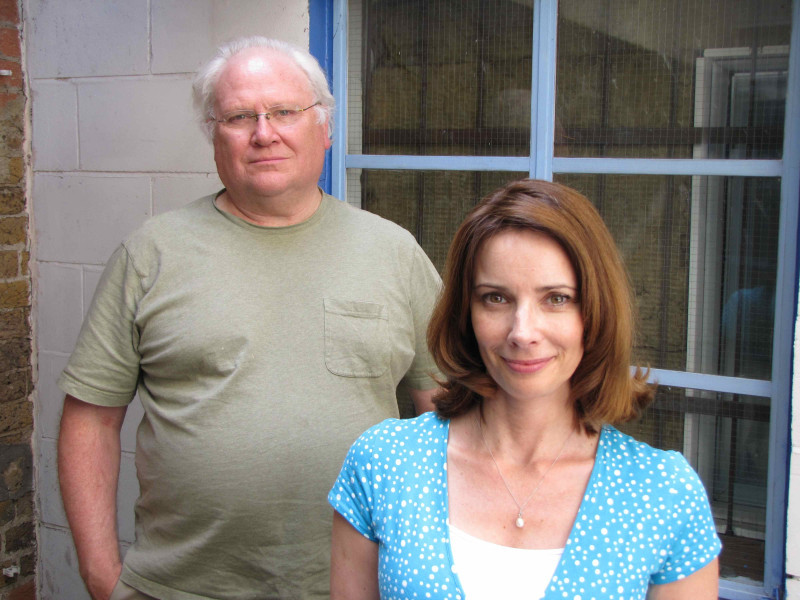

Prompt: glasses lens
xmin=218 ymin=105 xmax=313 ymax=129
xmin=221 ymin=111 xmax=256 ymax=128
xmin=270 ymin=106 xmax=301 ymax=126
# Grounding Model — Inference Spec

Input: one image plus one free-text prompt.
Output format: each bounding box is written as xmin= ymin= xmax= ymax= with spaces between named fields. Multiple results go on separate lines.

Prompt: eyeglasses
xmin=213 ymin=103 xmax=321 ymax=130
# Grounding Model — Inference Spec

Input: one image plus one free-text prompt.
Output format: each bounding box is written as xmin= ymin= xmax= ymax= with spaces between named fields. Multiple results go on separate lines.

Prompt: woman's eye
xmin=484 ymin=293 xmax=505 ymax=304
xmin=549 ymin=293 xmax=570 ymax=306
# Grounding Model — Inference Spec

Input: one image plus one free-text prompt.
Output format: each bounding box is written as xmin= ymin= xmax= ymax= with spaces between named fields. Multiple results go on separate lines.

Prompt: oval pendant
xmin=515 ymin=516 xmax=525 ymax=528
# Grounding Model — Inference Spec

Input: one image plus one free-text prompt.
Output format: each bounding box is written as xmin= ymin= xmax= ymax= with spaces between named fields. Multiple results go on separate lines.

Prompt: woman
xmin=328 ymin=179 xmax=721 ymax=600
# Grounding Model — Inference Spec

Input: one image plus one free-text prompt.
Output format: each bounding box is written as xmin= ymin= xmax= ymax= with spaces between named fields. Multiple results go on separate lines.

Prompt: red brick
xmin=0 ymin=367 xmax=31 ymax=402
xmin=0 ymin=399 xmax=32 ymax=435
xmin=0 ymin=309 xmax=28 ymax=338
xmin=0 ymin=215 xmax=25 ymax=244
xmin=0 ymin=187 xmax=24 ymax=215
xmin=0 ymin=91 xmax=21 ymax=113
xmin=0 ymin=57 xmax=21 ymax=87
xmin=0 ymin=337 xmax=29 ymax=370
xmin=0 ymin=280 xmax=29 ymax=308
xmin=0 ymin=249 xmax=16 ymax=276
xmin=9 ymin=581 xmax=36 ymax=600
xmin=0 ymin=27 xmax=20 ymax=59
xmin=0 ymin=1 xmax=19 ymax=26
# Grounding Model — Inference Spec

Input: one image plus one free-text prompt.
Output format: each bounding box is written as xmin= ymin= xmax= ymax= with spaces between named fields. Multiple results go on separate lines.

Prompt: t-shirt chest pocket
xmin=324 ymin=298 xmax=390 ymax=378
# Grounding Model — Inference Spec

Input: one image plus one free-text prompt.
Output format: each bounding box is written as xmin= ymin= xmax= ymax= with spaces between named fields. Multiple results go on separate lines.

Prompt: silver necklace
xmin=476 ymin=413 xmax=574 ymax=529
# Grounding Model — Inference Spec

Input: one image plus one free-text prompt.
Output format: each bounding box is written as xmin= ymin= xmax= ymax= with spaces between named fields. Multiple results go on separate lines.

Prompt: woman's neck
xmin=474 ymin=397 xmax=580 ymax=467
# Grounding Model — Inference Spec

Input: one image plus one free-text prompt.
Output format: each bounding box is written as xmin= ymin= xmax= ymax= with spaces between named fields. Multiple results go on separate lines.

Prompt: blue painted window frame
xmin=311 ymin=0 xmax=800 ymax=597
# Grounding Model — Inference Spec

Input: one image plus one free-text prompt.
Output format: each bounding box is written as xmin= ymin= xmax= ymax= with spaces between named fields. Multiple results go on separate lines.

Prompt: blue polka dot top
xmin=329 ymin=412 xmax=721 ymax=599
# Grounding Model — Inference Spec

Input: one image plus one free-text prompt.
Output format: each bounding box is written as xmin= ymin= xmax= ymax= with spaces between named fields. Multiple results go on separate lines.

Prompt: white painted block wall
xmin=25 ymin=1 xmax=309 ymax=597
xmin=24 ymin=1 xmax=800 ymax=599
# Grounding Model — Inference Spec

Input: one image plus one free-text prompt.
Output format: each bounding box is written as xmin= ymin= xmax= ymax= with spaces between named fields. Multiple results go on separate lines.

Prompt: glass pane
xmin=349 ymin=0 xmax=533 ymax=157
xmin=555 ymin=0 xmax=791 ymax=159
xmin=554 ymin=174 xmax=779 ymax=378
xmin=346 ymin=170 xmax=527 ymax=270
xmin=619 ymin=386 xmax=769 ymax=585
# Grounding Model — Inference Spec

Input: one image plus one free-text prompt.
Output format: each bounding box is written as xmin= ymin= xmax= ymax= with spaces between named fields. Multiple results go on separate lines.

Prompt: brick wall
xmin=0 ymin=0 xmax=34 ymax=598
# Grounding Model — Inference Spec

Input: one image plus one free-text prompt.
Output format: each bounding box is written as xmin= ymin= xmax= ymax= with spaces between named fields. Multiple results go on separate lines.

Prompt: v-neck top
xmin=328 ymin=412 xmax=721 ymax=600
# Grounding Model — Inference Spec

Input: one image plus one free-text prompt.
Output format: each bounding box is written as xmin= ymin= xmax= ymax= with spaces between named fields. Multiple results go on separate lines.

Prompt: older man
xmin=58 ymin=37 xmax=441 ymax=600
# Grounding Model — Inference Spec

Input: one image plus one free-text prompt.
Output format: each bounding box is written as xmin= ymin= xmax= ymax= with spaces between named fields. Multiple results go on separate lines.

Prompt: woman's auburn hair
xmin=427 ymin=178 xmax=654 ymax=433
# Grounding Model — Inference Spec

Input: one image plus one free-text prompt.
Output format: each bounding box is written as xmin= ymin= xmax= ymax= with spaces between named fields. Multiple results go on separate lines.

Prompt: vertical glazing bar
xmin=309 ymin=0 xmax=334 ymax=195
xmin=530 ymin=0 xmax=558 ymax=180
xmin=766 ymin=0 xmax=800 ymax=593
xmin=331 ymin=0 xmax=348 ymax=201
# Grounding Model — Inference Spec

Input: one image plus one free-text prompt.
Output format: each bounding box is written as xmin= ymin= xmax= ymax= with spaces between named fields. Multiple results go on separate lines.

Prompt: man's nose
xmin=251 ymin=114 xmax=279 ymax=143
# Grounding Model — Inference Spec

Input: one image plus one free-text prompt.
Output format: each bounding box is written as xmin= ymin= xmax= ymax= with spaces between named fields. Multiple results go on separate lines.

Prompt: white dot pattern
xmin=328 ymin=412 xmax=721 ymax=599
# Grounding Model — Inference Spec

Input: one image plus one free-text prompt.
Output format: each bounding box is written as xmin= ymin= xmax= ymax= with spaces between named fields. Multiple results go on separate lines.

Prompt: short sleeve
xmin=58 ymin=244 xmax=144 ymax=407
xmin=401 ymin=245 xmax=442 ymax=391
xmin=649 ymin=452 xmax=722 ymax=584
xmin=328 ymin=429 xmax=381 ymax=542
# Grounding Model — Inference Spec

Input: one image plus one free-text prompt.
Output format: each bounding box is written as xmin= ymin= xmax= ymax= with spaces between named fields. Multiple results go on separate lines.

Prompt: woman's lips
xmin=503 ymin=356 xmax=552 ymax=373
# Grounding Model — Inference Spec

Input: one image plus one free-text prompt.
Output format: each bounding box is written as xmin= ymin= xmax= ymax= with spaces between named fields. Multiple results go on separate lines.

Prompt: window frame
xmin=315 ymin=0 xmax=799 ymax=597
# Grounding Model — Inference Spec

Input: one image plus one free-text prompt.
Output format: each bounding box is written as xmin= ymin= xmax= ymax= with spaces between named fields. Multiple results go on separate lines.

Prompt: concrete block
xmin=25 ymin=0 xmax=148 ymax=79
xmin=78 ymin=77 xmax=216 ymax=173
xmin=788 ymin=452 xmax=800 ymax=577
xmin=151 ymin=0 xmax=309 ymax=75
xmin=788 ymin=577 xmax=800 ymax=600
xmin=118 ymin=451 xmax=139 ymax=543
xmin=36 ymin=352 xmax=70 ymax=441
xmin=153 ymin=174 xmax=223 ymax=215
xmin=37 ymin=438 xmax=66 ymax=528
xmin=31 ymin=80 xmax=78 ymax=171
xmin=35 ymin=262 xmax=84 ymax=354
xmin=37 ymin=438 xmax=139 ymax=542
xmin=120 ymin=397 xmax=144 ymax=455
xmin=37 ymin=526 xmax=90 ymax=600
xmin=83 ymin=265 xmax=105 ymax=316
xmin=33 ymin=174 xmax=150 ymax=265
xmin=151 ymin=0 xmax=214 ymax=74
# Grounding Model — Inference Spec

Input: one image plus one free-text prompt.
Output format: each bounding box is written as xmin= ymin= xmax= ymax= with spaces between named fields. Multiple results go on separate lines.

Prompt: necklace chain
xmin=476 ymin=413 xmax=573 ymax=528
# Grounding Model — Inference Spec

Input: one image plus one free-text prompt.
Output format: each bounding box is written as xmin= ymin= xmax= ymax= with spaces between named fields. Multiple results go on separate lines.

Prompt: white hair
xmin=192 ymin=36 xmax=335 ymax=141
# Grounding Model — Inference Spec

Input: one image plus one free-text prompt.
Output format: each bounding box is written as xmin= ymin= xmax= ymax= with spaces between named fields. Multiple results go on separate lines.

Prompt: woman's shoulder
xmin=350 ymin=412 xmax=448 ymax=453
xmin=598 ymin=425 xmax=701 ymax=485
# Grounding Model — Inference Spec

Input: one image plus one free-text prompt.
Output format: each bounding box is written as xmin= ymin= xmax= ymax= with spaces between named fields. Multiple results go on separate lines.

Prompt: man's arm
xmin=409 ymin=387 xmax=439 ymax=415
xmin=58 ymin=394 xmax=128 ymax=600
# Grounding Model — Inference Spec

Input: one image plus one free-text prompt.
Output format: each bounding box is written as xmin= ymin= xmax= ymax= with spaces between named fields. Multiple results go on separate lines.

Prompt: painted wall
xmin=25 ymin=1 xmax=309 ymax=597
xmin=21 ymin=1 xmax=800 ymax=598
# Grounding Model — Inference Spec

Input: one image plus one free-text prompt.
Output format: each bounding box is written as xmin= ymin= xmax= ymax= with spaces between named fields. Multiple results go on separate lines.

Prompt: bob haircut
xmin=191 ymin=36 xmax=335 ymax=141
xmin=427 ymin=178 xmax=654 ymax=433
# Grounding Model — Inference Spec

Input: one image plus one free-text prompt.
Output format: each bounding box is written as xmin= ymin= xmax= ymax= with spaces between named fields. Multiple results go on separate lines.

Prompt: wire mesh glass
xmin=554 ymin=174 xmax=779 ymax=379
xmin=349 ymin=0 xmax=533 ymax=157
xmin=619 ymin=385 xmax=769 ymax=584
xmin=555 ymin=0 xmax=791 ymax=159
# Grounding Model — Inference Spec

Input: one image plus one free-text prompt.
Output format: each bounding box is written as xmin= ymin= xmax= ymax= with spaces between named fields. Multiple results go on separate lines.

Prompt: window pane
xmin=619 ymin=386 xmax=769 ymax=585
xmin=555 ymin=0 xmax=791 ymax=159
xmin=349 ymin=0 xmax=533 ymax=157
xmin=347 ymin=170 xmax=527 ymax=270
xmin=555 ymin=174 xmax=779 ymax=378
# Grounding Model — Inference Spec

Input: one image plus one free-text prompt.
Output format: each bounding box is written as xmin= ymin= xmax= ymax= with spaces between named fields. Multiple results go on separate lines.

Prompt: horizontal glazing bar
xmin=346 ymin=155 xmax=783 ymax=177
xmin=554 ymin=158 xmax=783 ymax=177
xmin=645 ymin=368 xmax=772 ymax=397
xmin=345 ymin=155 xmax=532 ymax=171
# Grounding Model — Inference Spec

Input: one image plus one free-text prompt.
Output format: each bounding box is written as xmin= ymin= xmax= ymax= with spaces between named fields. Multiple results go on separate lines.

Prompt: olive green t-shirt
xmin=59 ymin=193 xmax=442 ymax=600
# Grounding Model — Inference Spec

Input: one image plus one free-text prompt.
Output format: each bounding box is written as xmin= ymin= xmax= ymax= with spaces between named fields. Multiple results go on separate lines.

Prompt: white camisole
xmin=449 ymin=524 xmax=564 ymax=600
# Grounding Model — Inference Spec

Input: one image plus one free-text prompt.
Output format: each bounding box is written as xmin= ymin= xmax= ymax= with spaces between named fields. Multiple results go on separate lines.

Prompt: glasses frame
xmin=212 ymin=102 xmax=322 ymax=129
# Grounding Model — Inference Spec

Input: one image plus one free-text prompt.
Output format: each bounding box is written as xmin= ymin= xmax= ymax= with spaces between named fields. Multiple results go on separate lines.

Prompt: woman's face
xmin=470 ymin=229 xmax=584 ymax=407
